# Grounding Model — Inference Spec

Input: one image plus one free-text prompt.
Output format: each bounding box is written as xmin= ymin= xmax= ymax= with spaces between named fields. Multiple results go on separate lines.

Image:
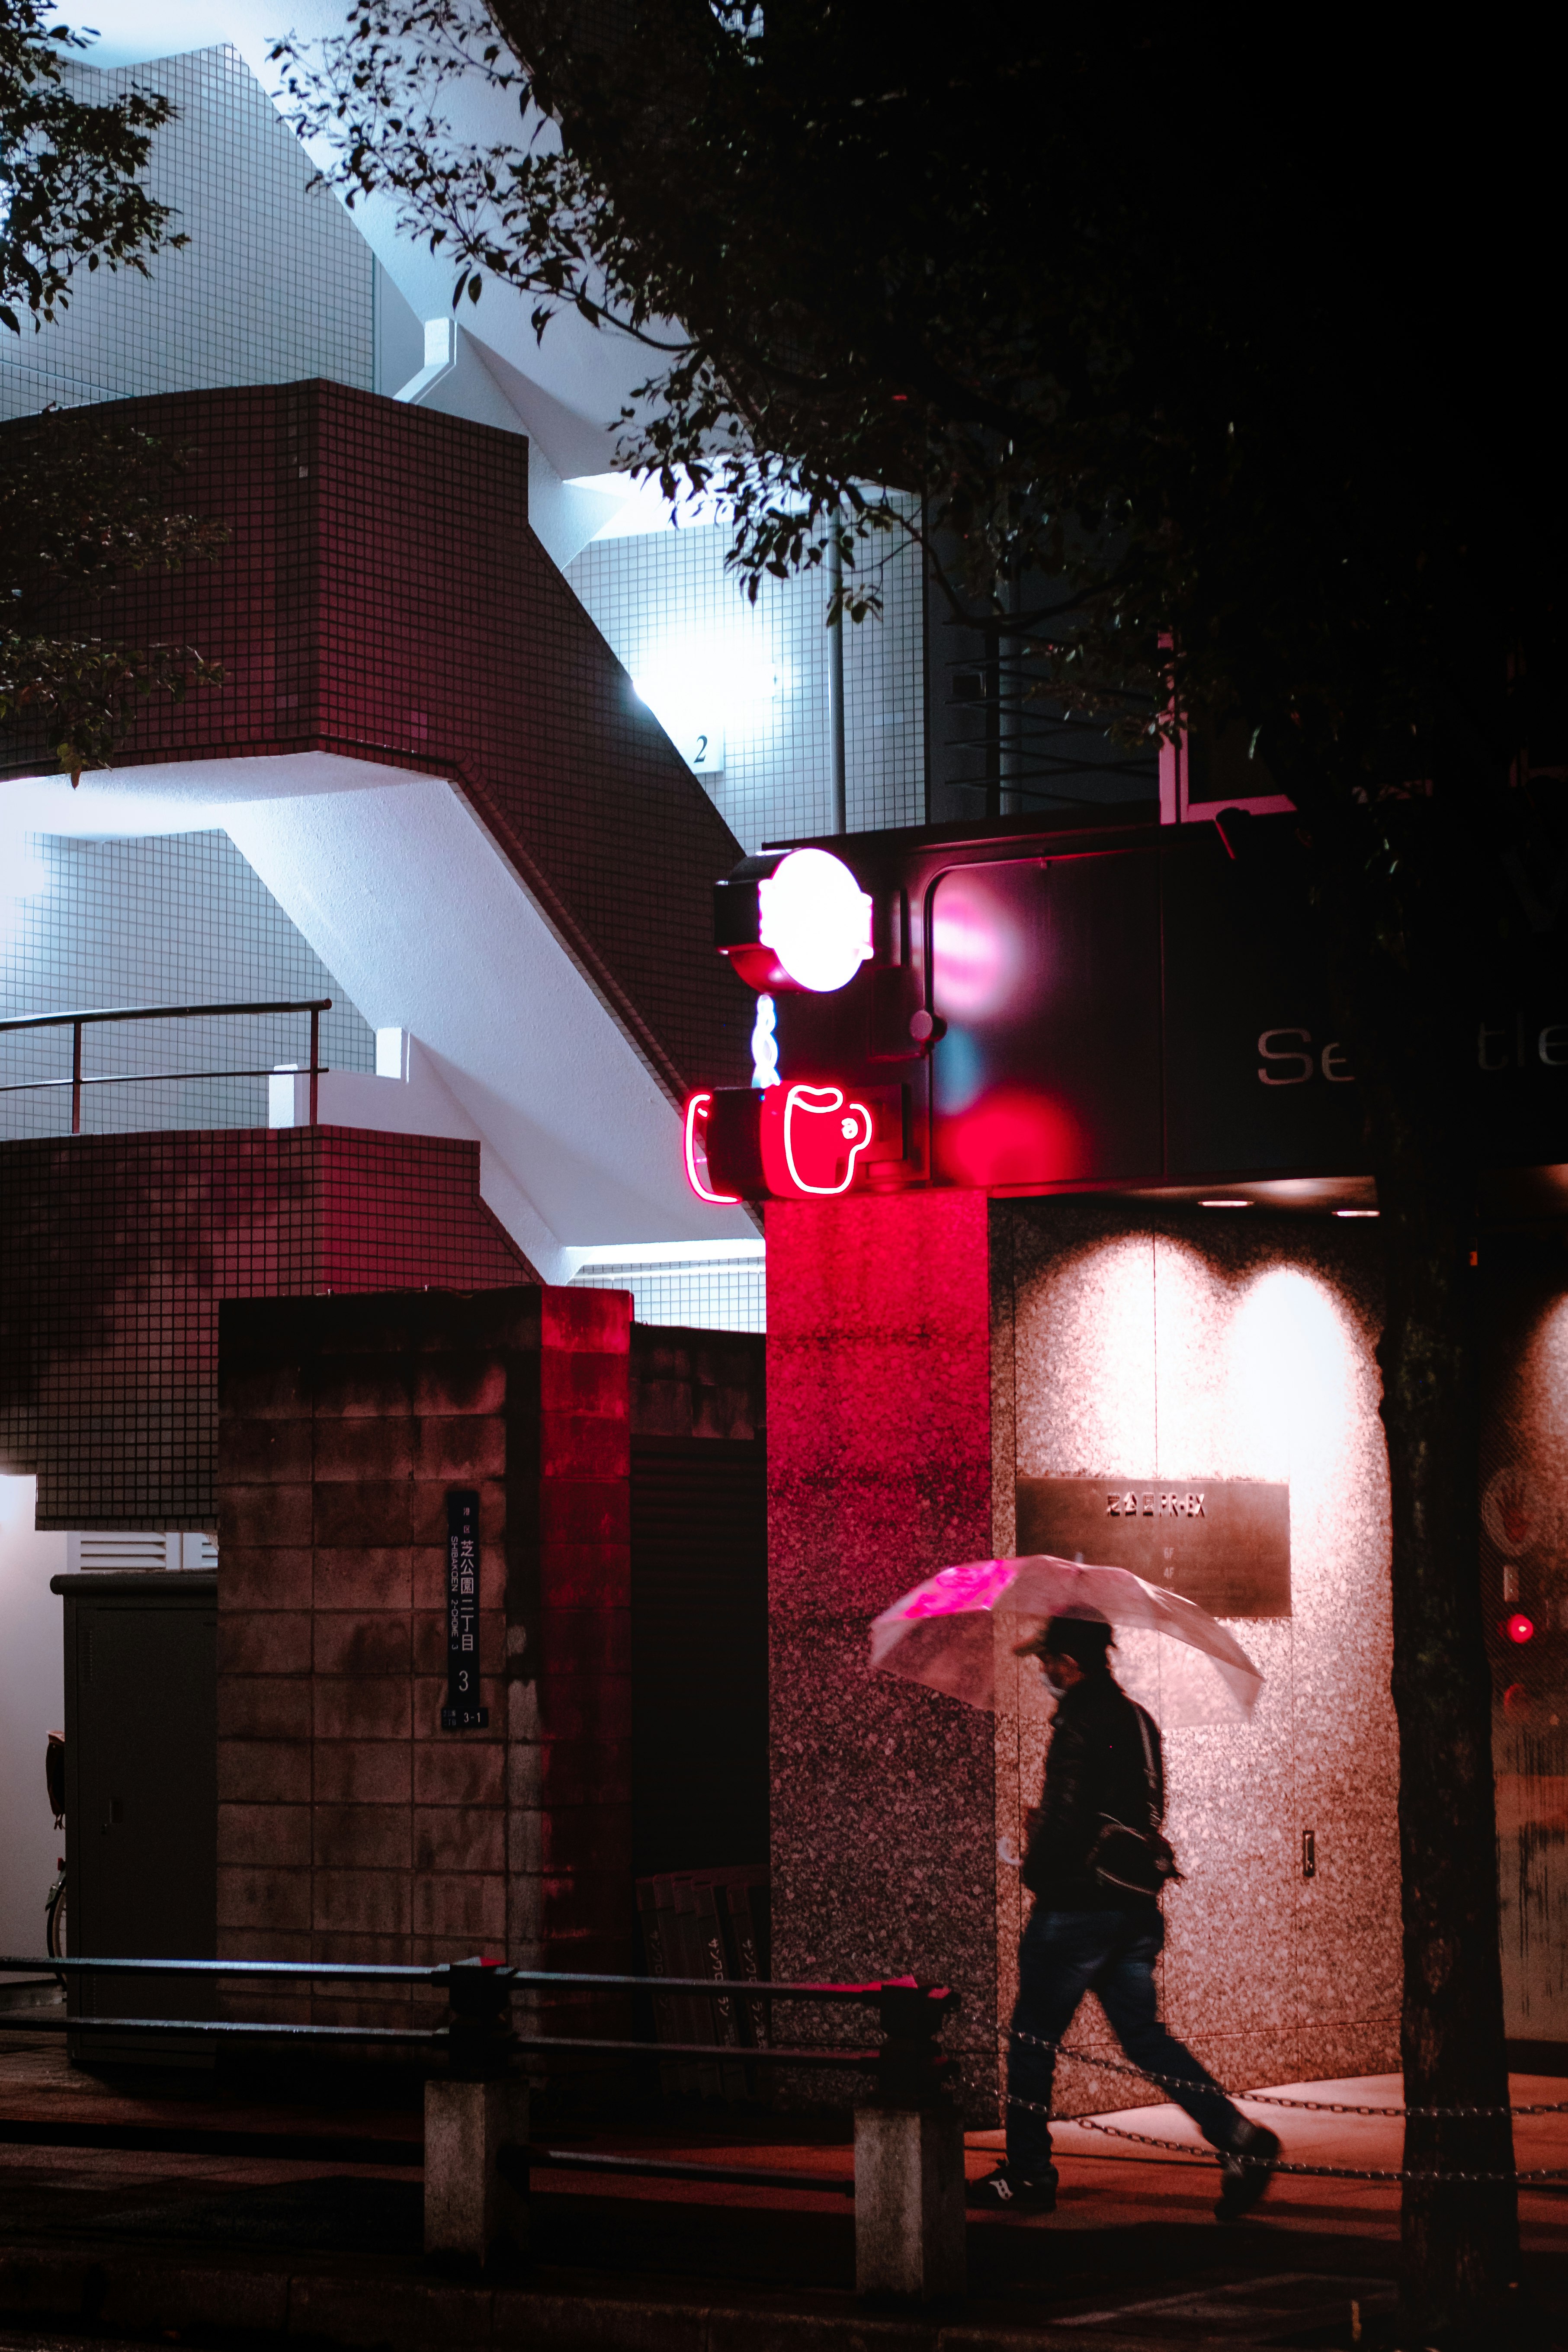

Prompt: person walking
xmin=968 ymin=1611 xmax=1281 ymax=2220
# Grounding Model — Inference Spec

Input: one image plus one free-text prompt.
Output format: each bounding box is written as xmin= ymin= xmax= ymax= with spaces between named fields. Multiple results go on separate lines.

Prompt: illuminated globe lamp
xmin=714 ymin=847 xmax=874 ymax=994
xmin=1502 ymin=1610 xmax=1537 ymax=1646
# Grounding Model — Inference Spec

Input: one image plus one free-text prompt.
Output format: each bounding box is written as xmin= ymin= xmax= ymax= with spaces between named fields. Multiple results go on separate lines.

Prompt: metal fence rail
xmin=0 ymin=997 xmax=332 ymax=1131
xmin=0 ymin=1948 xmax=959 ymax=2296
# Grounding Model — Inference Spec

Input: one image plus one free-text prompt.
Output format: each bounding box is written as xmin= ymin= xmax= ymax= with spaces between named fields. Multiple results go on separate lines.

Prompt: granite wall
xmin=991 ymin=1199 xmax=1400 ymax=2115
xmin=1480 ymin=1255 xmax=1568 ymax=2053
xmin=766 ymin=1190 xmax=997 ymax=2108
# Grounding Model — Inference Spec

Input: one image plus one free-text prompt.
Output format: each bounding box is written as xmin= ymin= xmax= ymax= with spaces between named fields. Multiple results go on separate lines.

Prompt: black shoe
xmin=1215 ymin=2121 xmax=1281 ymax=2221
xmin=966 ymin=2163 xmax=1057 ymax=2213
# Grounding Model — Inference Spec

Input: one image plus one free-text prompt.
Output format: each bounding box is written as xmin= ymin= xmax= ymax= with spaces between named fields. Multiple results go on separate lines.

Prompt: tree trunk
xmin=1366 ymin=1061 xmax=1520 ymax=2334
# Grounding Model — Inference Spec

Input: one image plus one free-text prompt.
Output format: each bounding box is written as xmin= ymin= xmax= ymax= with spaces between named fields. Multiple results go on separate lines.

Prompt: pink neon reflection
xmin=897 ymin=1559 xmax=1016 ymax=1620
xmin=931 ymin=870 xmax=1024 ymax=1020
xmin=683 ymin=1091 xmax=740 ymax=1203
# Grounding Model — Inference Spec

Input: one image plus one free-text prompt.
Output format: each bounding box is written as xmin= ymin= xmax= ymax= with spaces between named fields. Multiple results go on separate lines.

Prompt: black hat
xmin=1013 ymin=1612 xmax=1115 ymax=1671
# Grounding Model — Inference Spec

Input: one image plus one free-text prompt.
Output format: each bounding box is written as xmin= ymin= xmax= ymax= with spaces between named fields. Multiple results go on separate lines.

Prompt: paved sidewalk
xmin=0 ymin=2030 xmax=1563 ymax=2347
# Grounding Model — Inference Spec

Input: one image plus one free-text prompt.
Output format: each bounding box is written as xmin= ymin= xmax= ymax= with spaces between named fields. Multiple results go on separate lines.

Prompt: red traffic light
xmin=1503 ymin=1612 xmax=1536 ymax=1646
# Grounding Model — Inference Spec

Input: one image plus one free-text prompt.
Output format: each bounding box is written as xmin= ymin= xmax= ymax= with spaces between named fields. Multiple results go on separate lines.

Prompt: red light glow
xmin=939 ymin=1087 xmax=1082 ymax=1190
xmin=683 ymin=1091 xmax=739 ymax=1203
xmin=1504 ymin=1612 xmax=1536 ymax=1646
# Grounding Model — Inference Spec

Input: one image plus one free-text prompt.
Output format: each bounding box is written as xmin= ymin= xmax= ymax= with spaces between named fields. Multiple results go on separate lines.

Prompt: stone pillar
xmin=423 ymin=2074 xmax=529 ymax=2262
xmin=766 ymin=1193 xmax=996 ymax=2110
xmin=853 ymin=2104 xmax=967 ymax=2299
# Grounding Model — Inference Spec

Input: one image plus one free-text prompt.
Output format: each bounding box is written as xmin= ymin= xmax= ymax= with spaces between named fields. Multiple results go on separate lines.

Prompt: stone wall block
xmin=413 ymin=1740 xmax=505 ymax=1807
xmin=536 ymin=1605 xmax=631 ymax=1675
xmin=312 ymin=1677 xmax=411 ymax=1742
xmin=536 ymin=1480 xmax=629 ymax=1547
xmin=414 ymin=1415 xmax=507 ymax=1482
xmin=218 ymin=1678 xmax=312 ymax=1741
xmin=414 ymin=1806 xmax=505 ymax=1874
xmin=535 ymin=1544 xmax=629 ymax=1612
xmin=412 ymin=1357 xmax=508 ymax=1418
xmin=309 ymin=1805 xmax=409 ymax=1874
xmin=413 ymin=1871 xmax=506 ymax=1941
xmin=222 ymin=1420 xmax=313 ymax=1485
xmin=311 ymin=1418 xmax=416 ymax=1482
xmin=216 ymin=1864 xmax=311 ymax=1934
xmin=311 ymin=1357 xmax=416 ymax=1418
xmin=312 ymin=1547 xmax=412 ymax=1610
xmin=537 ymin=1668 xmax=632 ymax=1745
xmin=542 ymin=1289 xmax=631 ymax=1354
xmin=220 ymin=1547 xmax=312 ymax=1611
xmin=539 ymin=1414 xmax=630 ymax=1481
xmin=218 ymin=1611 xmax=313 ymax=1677
xmin=217 ymin=1739 xmax=311 ymax=1806
xmin=221 ymin=1483 xmax=312 ymax=1549
xmin=312 ymin=1612 xmax=412 ymax=1677
xmin=540 ymin=1351 xmax=628 ymax=1418
xmin=313 ymin=1739 xmax=413 ymax=1805
xmin=313 ymin=1869 xmax=413 ymax=1936
xmin=313 ymin=1479 xmax=412 ymax=1547
xmin=218 ymin=1802 xmax=312 ymax=1869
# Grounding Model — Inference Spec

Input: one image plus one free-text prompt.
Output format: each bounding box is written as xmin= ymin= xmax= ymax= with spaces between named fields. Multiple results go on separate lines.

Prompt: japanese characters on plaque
xmin=1015 ymin=1475 xmax=1292 ymax=1618
xmin=441 ymin=1488 xmax=489 ymax=1730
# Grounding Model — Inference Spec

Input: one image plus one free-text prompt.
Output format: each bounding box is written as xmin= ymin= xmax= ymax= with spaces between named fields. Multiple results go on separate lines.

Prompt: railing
xmin=0 ymin=997 xmax=332 ymax=1133
xmin=0 ymin=1951 xmax=964 ymax=2295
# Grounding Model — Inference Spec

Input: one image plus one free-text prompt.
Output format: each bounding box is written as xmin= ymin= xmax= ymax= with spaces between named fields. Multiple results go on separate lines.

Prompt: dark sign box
xmin=1016 ymin=1475 xmax=1292 ymax=1618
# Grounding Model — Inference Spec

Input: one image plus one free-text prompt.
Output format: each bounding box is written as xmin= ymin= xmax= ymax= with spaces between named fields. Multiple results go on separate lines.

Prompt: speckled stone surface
xmin=1482 ymin=1268 xmax=1568 ymax=2042
xmin=766 ymin=1193 xmax=997 ymax=2112
xmin=991 ymin=1199 xmax=1400 ymax=2117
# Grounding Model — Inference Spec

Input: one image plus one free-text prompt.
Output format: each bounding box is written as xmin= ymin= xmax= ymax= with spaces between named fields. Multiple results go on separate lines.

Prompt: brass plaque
xmin=1015 ymin=1476 xmax=1291 ymax=1619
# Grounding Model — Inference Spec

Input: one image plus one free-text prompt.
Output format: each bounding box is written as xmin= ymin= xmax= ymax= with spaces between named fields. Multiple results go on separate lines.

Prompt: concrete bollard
xmin=423 ymin=2073 xmax=529 ymax=2264
xmin=853 ymin=2102 xmax=967 ymax=2300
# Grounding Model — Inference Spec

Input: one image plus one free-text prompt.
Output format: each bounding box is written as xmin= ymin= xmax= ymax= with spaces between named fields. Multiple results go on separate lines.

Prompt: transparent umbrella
xmin=869 ymin=1554 xmax=1264 ymax=1727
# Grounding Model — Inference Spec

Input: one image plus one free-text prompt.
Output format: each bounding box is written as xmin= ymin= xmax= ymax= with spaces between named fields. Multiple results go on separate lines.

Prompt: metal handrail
xmin=0 ymin=997 xmax=332 ymax=1133
xmin=0 ymin=1952 xmax=928 ymax=2001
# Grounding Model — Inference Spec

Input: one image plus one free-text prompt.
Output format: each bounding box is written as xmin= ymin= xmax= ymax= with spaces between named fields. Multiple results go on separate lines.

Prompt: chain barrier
xmin=1007 ymin=2034 xmax=1568 ymax=2185
xmin=1012 ymin=2028 xmax=1568 ymax=2118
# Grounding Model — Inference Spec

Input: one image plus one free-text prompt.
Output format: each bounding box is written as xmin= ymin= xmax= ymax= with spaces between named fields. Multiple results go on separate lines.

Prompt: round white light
xmin=756 ymin=848 xmax=873 ymax=993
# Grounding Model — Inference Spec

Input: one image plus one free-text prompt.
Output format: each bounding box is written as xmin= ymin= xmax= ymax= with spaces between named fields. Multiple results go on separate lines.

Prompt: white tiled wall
xmin=566 ymin=515 xmax=924 ymax=854
xmin=0 ymin=44 xmax=372 ymax=419
xmin=0 ymin=831 xmax=375 ymax=1139
xmin=571 ymin=1255 xmax=766 ymax=1334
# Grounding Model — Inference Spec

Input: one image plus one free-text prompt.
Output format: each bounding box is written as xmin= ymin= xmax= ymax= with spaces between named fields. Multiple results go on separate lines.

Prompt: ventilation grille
xmin=66 ymin=1532 xmax=218 ymax=1572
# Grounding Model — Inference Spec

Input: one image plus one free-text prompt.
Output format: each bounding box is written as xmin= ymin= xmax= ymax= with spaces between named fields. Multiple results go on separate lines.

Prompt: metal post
xmin=853 ymin=1981 xmax=965 ymax=2300
xmin=308 ymin=1008 xmax=319 ymax=1128
xmin=71 ymin=1020 xmax=82 ymax=1136
xmin=827 ymin=513 xmax=847 ymax=835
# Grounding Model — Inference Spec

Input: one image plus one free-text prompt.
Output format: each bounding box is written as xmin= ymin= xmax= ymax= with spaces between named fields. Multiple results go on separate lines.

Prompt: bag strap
xmin=1133 ymin=1704 xmax=1161 ymax=1828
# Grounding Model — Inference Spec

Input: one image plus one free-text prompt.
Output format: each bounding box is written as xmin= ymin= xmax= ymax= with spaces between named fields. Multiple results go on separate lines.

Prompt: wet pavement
xmin=0 ymin=2023 xmax=1564 ymax=2345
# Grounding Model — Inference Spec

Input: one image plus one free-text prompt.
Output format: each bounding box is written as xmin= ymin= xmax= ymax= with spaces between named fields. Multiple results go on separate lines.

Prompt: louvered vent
xmin=68 ymin=1532 xmax=172 ymax=1573
xmin=64 ymin=1533 xmax=219 ymax=1572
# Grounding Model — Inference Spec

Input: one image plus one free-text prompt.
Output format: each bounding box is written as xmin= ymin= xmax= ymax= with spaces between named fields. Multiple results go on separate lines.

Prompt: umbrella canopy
xmin=869 ymin=1554 xmax=1264 ymax=1727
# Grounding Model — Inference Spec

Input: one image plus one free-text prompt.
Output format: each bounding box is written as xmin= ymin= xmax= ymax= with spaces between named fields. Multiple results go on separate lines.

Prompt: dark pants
xmin=1006 ymin=1905 xmax=1245 ymax=2178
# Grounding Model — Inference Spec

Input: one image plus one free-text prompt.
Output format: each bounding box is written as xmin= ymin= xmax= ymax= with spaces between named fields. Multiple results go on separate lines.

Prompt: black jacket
xmin=1020 ymin=1671 xmax=1166 ymax=1910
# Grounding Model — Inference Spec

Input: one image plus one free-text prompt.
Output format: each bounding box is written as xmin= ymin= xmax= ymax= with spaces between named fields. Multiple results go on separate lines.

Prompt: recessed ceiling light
xmin=1200 ymin=1198 xmax=1250 ymax=1208
xmin=1334 ymin=1209 xmax=1379 ymax=1218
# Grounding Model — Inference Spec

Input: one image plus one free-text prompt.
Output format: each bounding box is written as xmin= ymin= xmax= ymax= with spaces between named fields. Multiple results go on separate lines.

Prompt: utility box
xmin=51 ymin=1569 xmax=217 ymax=2063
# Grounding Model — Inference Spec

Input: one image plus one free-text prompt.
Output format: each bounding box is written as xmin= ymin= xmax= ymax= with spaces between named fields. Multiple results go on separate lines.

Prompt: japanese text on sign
xmin=441 ymin=1488 xmax=489 ymax=1730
